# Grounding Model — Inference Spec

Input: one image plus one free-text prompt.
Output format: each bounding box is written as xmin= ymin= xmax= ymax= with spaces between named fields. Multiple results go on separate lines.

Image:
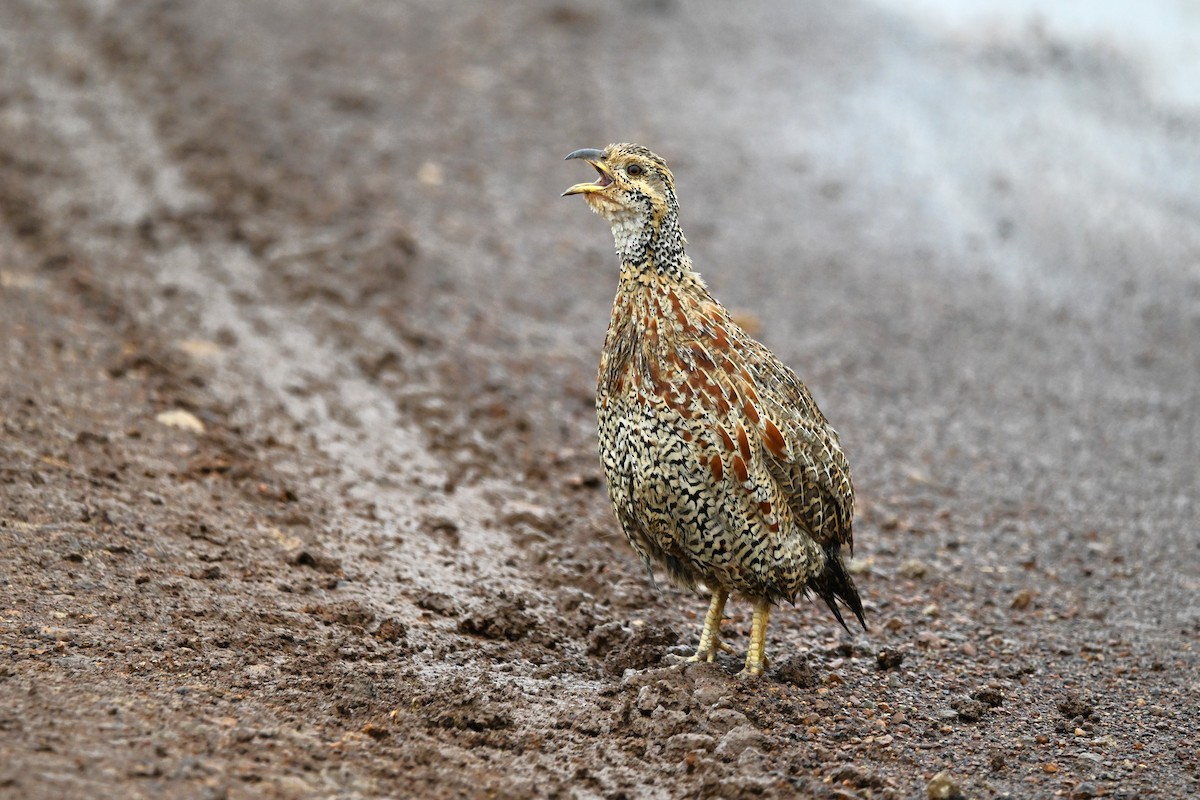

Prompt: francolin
xmin=564 ymin=143 xmax=865 ymax=676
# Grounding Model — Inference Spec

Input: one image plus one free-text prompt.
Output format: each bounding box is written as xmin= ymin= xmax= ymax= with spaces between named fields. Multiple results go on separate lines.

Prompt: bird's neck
xmin=612 ymin=201 xmax=689 ymax=282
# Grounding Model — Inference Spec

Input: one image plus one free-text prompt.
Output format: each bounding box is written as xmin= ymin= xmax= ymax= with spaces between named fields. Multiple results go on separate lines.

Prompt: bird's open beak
xmin=562 ymin=148 xmax=613 ymax=196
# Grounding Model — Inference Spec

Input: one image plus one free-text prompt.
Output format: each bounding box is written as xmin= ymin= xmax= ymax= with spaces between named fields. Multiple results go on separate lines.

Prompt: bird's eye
xmin=626 ymin=164 xmax=644 ymax=176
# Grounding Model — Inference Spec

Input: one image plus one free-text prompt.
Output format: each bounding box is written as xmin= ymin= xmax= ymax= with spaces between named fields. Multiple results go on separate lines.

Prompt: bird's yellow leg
xmin=687 ymin=588 xmax=733 ymax=663
xmin=739 ymin=599 xmax=771 ymax=677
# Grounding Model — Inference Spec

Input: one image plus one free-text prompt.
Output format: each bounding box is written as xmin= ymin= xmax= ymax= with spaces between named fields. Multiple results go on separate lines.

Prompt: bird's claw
xmin=683 ymin=640 xmax=735 ymax=664
xmin=736 ymin=655 xmax=770 ymax=679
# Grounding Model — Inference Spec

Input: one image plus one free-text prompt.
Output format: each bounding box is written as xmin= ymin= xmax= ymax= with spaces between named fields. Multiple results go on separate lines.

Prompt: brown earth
xmin=1 ymin=2 xmax=1198 ymax=799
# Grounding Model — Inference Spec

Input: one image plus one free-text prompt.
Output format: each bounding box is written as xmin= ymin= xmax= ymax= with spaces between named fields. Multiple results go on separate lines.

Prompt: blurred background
xmin=2 ymin=1 xmax=1198 ymax=796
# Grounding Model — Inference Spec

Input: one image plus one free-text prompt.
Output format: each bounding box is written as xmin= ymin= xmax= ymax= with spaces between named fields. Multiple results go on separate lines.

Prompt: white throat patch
xmin=607 ymin=207 xmax=645 ymax=257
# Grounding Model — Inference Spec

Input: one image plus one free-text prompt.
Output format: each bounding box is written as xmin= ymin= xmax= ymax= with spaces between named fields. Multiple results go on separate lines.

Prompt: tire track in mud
xmin=1 ymin=0 xmax=552 ymax=618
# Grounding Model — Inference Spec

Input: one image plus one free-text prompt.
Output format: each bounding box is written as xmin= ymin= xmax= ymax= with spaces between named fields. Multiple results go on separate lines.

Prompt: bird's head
xmin=563 ymin=143 xmax=681 ymax=256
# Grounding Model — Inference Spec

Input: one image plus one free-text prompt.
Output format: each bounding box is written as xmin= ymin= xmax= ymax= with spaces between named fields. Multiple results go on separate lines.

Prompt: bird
xmin=563 ymin=143 xmax=865 ymax=677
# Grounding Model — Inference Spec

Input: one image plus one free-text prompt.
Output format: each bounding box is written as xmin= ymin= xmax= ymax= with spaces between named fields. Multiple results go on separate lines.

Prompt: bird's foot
xmin=737 ymin=599 xmax=772 ymax=678
xmin=685 ymin=640 xmax=735 ymax=664
xmin=666 ymin=640 xmax=733 ymax=667
xmin=736 ymin=654 xmax=770 ymax=679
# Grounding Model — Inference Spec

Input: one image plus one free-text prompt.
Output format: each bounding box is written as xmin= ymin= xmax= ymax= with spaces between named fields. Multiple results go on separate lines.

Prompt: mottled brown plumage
xmin=564 ymin=143 xmax=864 ymax=676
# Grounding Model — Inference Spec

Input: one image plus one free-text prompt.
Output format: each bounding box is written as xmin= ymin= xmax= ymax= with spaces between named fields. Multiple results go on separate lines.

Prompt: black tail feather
xmin=809 ymin=544 xmax=867 ymax=632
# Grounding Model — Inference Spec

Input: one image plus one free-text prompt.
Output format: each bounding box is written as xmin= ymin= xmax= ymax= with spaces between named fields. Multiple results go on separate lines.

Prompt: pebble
xmin=691 ymin=680 xmax=727 ymax=707
xmin=876 ymin=649 xmax=904 ymax=671
xmin=775 ymin=654 xmax=819 ymax=687
xmin=417 ymin=161 xmax=444 ymax=186
xmin=828 ymin=763 xmax=874 ymax=786
xmin=663 ymin=732 xmax=716 ymax=757
xmin=951 ymin=697 xmax=987 ymax=723
xmin=707 ymin=707 xmax=750 ymax=733
xmin=499 ymin=500 xmax=556 ymax=532
xmin=55 ymin=655 xmax=93 ymax=669
xmin=155 ymin=409 xmax=205 ymax=434
xmin=714 ymin=725 xmax=767 ymax=758
xmin=39 ymin=626 xmax=74 ymax=642
xmin=917 ymin=631 xmax=945 ymax=648
xmin=736 ymin=746 xmax=767 ymax=771
xmin=970 ymin=686 xmax=1005 ymax=707
xmin=898 ymin=559 xmax=928 ymax=579
xmin=1011 ymin=589 xmax=1035 ymax=610
xmin=926 ymin=771 xmax=965 ymax=800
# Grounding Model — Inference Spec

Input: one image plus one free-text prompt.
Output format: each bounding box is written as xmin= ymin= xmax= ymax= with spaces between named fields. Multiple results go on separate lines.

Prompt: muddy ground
xmin=1 ymin=2 xmax=1198 ymax=798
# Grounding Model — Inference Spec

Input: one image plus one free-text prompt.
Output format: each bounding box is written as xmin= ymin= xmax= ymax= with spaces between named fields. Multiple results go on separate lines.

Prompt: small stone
xmin=602 ymin=622 xmax=678 ymax=675
xmin=926 ymin=771 xmax=965 ymax=800
xmin=417 ymin=161 xmax=443 ymax=186
xmin=916 ymin=631 xmax=945 ymax=648
xmin=775 ymin=654 xmax=818 ymax=687
xmin=689 ymin=665 xmax=729 ymax=706
xmin=361 ymin=722 xmax=389 ymax=740
xmin=413 ymin=591 xmax=458 ymax=616
xmin=39 ymin=627 xmax=74 ymax=642
xmin=736 ymin=746 xmax=767 ymax=771
xmin=127 ymin=762 xmax=162 ymax=778
xmin=951 ymin=697 xmax=987 ymax=723
xmin=155 ymin=409 xmax=205 ymax=434
xmin=707 ymin=707 xmax=750 ymax=733
xmin=635 ymin=684 xmax=659 ymax=713
xmin=1011 ymin=589 xmax=1035 ymax=610
xmin=971 ymin=686 xmax=1005 ymax=707
xmin=587 ymin=621 xmax=631 ymax=656
xmin=714 ymin=724 xmax=766 ymax=758
xmin=828 ymin=763 xmax=877 ymax=787
xmin=898 ymin=559 xmax=928 ymax=579
xmin=847 ymin=556 xmax=874 ymax=575
xmin=194 ymin=565 xmax=222 ymax=580
xmin=1072 ymin=781 xmax=1100 ymax=799
xmin=458 ymin=598 xmax=535 ymax=641
xmin=499 ymin=500 xmax=557 ymax=532
xmin=1058 ymin=691 xmax=1096 ymax=720
xmin=876 ymin=649 xmax=905 ymax=671
xmin=374 ymin=618 xmax=407 ymax=643
xmin=178 ymin=339 xmax=222 ymax=358
xmin=663 ymin=732 xmax=717 ymax=757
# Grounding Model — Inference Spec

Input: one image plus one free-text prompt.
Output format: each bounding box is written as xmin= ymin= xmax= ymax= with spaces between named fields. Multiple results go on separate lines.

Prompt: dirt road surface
xmin=2 ymin=2 xmax=1198 ymax=798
